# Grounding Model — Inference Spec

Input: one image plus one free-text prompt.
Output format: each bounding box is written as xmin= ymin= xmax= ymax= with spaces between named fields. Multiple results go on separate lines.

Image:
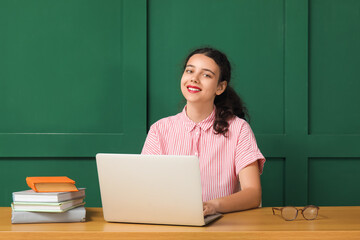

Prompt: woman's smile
xmin=187 ymin=85 xmax=202 ymax=93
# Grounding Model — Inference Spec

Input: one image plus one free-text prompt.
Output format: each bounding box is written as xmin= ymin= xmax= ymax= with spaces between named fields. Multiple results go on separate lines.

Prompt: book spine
xmin=11 ymin=206 xmax=86 ymax=224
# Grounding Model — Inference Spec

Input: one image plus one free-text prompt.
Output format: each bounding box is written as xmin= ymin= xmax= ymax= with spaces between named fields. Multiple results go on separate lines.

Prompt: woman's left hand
xmin=203 ymin=201 xmax=219 ymax=216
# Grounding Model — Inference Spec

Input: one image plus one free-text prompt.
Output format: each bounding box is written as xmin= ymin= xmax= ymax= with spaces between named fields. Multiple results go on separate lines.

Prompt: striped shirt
xmin=142 ymin=107 xmax=265 ymax=202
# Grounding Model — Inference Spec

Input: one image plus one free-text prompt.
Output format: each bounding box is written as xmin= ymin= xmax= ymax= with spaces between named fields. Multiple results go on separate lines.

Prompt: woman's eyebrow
xmin=186 ymin=65 xmax=216 ymax=75
xmin=203 ymin=68 xmax=216 ymax=75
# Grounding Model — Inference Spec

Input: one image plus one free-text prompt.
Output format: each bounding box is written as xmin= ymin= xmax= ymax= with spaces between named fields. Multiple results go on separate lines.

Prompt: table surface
xmin=1 ymin=206 xmax=360 ymax=240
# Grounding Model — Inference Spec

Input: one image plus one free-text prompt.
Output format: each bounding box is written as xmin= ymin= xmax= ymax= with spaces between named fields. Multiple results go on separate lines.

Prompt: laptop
xmin=96 ymin=153 xmax=222 ymax=226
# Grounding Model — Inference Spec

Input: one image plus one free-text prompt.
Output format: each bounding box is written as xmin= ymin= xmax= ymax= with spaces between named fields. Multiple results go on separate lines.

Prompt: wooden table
xmin=1 ymin=206 xmax=360 ymax=239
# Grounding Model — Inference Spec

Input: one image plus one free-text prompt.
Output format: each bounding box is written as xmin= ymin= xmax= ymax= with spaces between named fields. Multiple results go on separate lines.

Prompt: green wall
xmin=0 ymin=0 xmax=147 ymax=207
xmin=1 ymin=0 xmax=360 ymax=207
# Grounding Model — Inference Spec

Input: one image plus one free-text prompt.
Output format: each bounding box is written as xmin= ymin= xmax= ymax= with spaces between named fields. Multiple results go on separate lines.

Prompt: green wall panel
xmin=261 ymin=158 xmax=285 ymax=207
xmin=0 ymin=0 xmax=147 ymax=157
xmin=0 ymin=0 xmax=124 ymax=134
xmin=148 ymin=0 xmax=285 ymax=134
xmin=309 ymin=0 xmax=360 ymax=134
xmin=0 ymin=158 xmax=101 ymax=207
xmin=309 ymin=158 xmax=360 ymax=206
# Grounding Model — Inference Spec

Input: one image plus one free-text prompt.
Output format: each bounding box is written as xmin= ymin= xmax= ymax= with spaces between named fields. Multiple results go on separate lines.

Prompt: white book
xmin=12 ymin=188 xmax=85 ymax=203
xmin=11 ymin=206 xmax=86 ymax=224
xmin=12 ymin=198 xmax=85 ymax=212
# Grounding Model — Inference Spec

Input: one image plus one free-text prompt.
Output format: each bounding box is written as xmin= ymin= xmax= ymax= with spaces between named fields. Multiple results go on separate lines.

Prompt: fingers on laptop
xmin=203 ymin=202 xmax=217 ymax=216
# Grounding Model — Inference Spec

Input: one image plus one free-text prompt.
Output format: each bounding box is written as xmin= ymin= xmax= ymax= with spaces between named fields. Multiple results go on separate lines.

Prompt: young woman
xmin=142 ymin=47 xmax=265 ymax=216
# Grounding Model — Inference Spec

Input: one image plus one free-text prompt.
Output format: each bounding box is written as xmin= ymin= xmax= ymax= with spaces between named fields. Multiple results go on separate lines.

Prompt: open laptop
xmin=96 ymin=153 xmax=222 ymax=226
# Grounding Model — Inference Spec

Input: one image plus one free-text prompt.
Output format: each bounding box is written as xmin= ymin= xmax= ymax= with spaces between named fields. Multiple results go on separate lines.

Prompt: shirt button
xmin=195 ymin=152 xmax=198 ymax=156
xmin=196 ymin=132 xmax=199 ymax=135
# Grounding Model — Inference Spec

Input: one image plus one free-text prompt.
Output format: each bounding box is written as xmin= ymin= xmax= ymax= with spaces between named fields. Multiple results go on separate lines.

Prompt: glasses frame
xmin=272 ymin=205 xmax=320 ymax=221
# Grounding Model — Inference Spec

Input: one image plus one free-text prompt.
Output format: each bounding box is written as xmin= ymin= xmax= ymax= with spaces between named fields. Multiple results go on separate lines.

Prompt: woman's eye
xmin=204 ymin=74 xmax=212 ymax=78
xmin=186 ymin=69 xmax=192 ymax=73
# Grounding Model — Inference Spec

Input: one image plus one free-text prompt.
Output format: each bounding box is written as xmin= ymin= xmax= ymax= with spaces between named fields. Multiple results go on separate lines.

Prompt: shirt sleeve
xmin=235 ymin=121 xmax=265 ymax=175
xmin=141 ymin=124 xmax=161 ymax=155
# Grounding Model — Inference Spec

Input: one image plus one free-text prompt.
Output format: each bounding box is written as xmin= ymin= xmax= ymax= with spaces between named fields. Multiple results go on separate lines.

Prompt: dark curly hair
xmin=183 ymin=47 xmax=249 ymax=136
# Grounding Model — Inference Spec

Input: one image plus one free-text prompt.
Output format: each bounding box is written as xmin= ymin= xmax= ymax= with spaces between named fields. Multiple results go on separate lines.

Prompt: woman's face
xmin=180 ymin=54 xmax=227 ymax=106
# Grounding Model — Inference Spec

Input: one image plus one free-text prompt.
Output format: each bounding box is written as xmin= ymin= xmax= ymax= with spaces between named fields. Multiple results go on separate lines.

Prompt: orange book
xmin=26 ymin=176 xmax=79 ymax=192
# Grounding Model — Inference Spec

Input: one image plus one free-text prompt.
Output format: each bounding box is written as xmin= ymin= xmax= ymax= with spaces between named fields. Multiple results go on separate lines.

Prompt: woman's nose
xmin=191 ymin=76 xmax=199 ymax=83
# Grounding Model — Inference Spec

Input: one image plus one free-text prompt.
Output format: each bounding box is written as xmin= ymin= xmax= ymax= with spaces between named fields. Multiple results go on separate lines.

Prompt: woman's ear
xmin=216 ymin=81 xmax=228 ymax=95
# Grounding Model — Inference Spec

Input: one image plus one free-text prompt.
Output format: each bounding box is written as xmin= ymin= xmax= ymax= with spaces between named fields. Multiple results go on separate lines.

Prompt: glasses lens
xmin=281 ymin=207 xmax=298 ymax=221
xmin=303 ymin=206 xmax=318 ymax=220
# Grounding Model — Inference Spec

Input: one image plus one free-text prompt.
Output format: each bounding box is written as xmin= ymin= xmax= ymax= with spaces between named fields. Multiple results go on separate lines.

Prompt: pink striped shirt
xmin=142 ymin=107 xmax=265 ymax=202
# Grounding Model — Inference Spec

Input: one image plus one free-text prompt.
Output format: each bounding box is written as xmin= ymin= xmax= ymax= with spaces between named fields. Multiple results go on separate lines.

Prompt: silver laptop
xmin=96 ymin=153 xmax=222 ymax=226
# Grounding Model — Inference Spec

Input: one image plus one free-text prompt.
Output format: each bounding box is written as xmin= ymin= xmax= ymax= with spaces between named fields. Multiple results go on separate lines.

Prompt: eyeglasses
xmin=272 ymin=205 xmax=320 ymax=221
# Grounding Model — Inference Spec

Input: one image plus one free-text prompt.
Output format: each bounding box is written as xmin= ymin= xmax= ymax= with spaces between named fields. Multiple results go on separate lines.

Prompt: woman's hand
xmin=203 ymin=162 xmax=262 ymax=216
xmin=203 ymin=200 xmax=219 ymax=216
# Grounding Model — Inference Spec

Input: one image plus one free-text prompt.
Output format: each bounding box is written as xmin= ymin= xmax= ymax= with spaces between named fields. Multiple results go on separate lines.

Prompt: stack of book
xmin=11 ymin=176 xmax=86 ymax=224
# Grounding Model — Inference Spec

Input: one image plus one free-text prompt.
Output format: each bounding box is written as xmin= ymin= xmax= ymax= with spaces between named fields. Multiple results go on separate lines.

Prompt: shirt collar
xmin=180 ymin=105 xmax=216 ymax=133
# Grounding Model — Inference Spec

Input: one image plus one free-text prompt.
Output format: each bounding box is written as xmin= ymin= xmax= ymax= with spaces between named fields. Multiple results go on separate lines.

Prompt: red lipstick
xmin=187 ymin=85 xmax=201 ymax=93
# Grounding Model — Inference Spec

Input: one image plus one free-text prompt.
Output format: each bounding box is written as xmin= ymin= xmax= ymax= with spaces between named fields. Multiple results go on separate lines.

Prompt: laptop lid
xmin=96 ymin=153 xmax=221 ymax=226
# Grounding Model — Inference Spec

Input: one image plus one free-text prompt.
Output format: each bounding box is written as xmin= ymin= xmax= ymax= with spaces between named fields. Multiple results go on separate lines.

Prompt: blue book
xmin=11 ymin=206 xmax=86 ymax=224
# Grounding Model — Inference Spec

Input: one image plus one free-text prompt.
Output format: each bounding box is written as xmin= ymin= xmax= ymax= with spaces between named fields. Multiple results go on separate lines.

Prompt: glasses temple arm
xmin=272 ymin=207 xmax=281 ymax=215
